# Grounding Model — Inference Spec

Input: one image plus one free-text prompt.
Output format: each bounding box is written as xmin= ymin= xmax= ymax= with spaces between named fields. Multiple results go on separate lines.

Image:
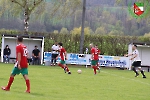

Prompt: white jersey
xmin=51 ymin=45 xmax=59 ymax=54
xmin=132 ymin=49 xmax=141 ymax=61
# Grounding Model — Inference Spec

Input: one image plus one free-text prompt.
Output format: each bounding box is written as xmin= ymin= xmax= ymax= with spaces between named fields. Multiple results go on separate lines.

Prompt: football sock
xmin=51 ymin=59 xmax=53 ymax=64
xmin=65 ymin=66 xmax=70 ymax=72
xmin=92 ymin=66 xmax=97 ymax=74
xmin=54 ymin=59 xmax=57 ymax=64
xmin=25 ymin=79 xmax=30 ymax=91
xmin=96 ymin=63 xmax=99 ymax=67
xmin=94 ymin=68 xmax=96 ymax=74
xmin=132 ymin=67 xmax=139 ymax=75
xmin=7 ymin=76 xmax=14 ymax=89
xmin=58 ymin=63 xmax=64 ymax=69
xmin=96 ymin=67 xmax=99 ymax=70
xmin=140 ymin=70 xmax=145 ymax=76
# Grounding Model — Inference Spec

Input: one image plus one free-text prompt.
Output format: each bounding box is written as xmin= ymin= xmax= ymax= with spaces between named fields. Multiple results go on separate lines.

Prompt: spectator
xmin=51 ymin=43 xmax=59 ymax=66
xmin=32 ymin=46 xmax=40 ymax=65
xmin=3 ymin=45 xmax=11 ymax=63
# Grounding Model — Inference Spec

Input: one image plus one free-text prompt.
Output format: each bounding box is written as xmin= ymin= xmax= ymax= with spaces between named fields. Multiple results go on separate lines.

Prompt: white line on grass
xmin=101 ymin=71 xmax=150 ymax=86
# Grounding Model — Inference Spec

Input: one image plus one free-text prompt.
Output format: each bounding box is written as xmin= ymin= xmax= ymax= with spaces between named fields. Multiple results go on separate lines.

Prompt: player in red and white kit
xmin=56 ymin=42 xmax=71 ymax=74
xmin=89 ymin=43 xmax=100 ymax=75
xmin=1 ymin=36 xmax=30 ymax=93
xmin=95 ymin=45 xmax=101 ymax=71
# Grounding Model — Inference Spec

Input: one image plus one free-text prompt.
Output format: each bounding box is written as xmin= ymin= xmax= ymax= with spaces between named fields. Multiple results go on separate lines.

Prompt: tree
xmin=53 ymin=30 xmax=59 ymax=34
xmin=70 ymin=27 xmax=90 ymax=35
xmin=60 ymin=27 xmax=69 ymax=34
xmin=144 ymin=32 xmax=150 ymax=37
xmin=108 ymin=30 xmax=124 ymax=36
xmin=0 ymin=0 xmax=81 ymax=34
xmin=0 ymin=0 xmax=46 ymax=34
xmin=95 ymin=27 xmax=107 ymax=35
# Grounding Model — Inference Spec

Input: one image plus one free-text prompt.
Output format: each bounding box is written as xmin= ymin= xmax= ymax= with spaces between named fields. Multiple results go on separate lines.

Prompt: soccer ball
xmin=77 ymin=69 xmax=82 ymax=74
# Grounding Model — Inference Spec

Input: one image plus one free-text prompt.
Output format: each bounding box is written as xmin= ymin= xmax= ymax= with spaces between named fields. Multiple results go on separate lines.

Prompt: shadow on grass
xmin=12 ymin=90 xmax=45 ymax=96
xmin=0 ymin=78 xmax=6 ymax=80
xmin=30 ymin=92 xmax=45 ymax=96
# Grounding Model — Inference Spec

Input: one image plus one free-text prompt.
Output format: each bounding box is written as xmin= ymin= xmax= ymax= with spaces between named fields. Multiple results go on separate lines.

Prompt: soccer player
xmin=95 ymin=45 xmax=101 ymax=69
xmin=1 ymin=36 xmax=30 ymax=93
xmin=89 ymin=43 xmax=100 ymax=75
xmin=125 ymin=45 xmax=146 ymax=78
xmin=56 ymin=42 xmax=71 ymax=74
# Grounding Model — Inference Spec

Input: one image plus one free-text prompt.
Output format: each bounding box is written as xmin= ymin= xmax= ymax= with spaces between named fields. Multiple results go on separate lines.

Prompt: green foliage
xmin=95 ymin=27 xmax=107 ymax=35
xmin=70 ymin=27 xmax=91 ymax=35
xmin=0 ymin=1 xmax=150 ymax=35
xmin=0 ymin=30 xmax=150 ymax=56
xmin=60 ymin=27 xmax=69 ymax=34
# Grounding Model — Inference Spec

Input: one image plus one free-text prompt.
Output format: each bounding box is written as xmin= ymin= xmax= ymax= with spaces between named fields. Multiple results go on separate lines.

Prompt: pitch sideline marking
xmin=101 ymin=71 xmax=150 ymax=86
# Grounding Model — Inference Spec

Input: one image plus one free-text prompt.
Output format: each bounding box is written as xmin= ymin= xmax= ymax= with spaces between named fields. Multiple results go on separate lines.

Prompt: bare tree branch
xmin=29 ymin=0 xmax=44 ymax=15
xmin=11 ymin=0 xmax=23 ymax=7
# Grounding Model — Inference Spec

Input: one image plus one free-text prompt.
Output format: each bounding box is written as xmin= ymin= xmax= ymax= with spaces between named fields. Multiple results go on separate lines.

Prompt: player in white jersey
xmin=125 ymin=45 xmax=146 ymax=78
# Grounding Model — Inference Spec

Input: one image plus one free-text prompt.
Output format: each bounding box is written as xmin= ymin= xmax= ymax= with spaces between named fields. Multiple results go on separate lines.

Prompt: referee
xmin=51 ymin=43 xmax=59 ymax=66
xmin=126 ymin=45 xmax=146 ymax=78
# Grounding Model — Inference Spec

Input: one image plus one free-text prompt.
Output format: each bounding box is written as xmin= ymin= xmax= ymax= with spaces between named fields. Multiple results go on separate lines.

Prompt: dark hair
xmin=17 ymin=36 xmax=23 ymax=42
xmin=134 ymin=45 xmax=137 ymax=47
xmin=35 ymin=45 xmax=37 ymax=47
xmin=58 ymin=42 xmax=63 ymax=46
xmin=5 ymin=45 xmax=8 ymax=47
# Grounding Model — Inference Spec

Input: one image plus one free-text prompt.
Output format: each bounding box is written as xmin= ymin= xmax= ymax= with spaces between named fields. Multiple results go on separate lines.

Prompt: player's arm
xmin=91 ymin=53 xmax=94 ymax=60
xmin=125 ymin=53 xmax=134 ymax=57
xmin=17 ymin=52 xmax=21 ymax=70
xmin=98 ymin=49 xmax=101 ymax=55
xmin=16 ymin=46 xmax=22 ymax=69
xmin=27 ymin=50 xmax=29 ymax=58
xmin=91 ymin=49 xmax=94 ymax=60
xmin=64 ymin=51 xmax=67 ymax=60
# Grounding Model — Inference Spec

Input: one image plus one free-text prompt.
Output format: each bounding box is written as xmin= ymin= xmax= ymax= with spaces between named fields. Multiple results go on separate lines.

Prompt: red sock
xmin=58 ymin=63 xmax=64 ymax=69
xmin=92 ymin=66 xmax=97 ymax=74
xmin=96 ymin=67 xmax=99 ymax=70
xmin=97 ymin=63 xmax=99 ymax=68
xmin=25 ymin=79 xmax=30 ymax=91
xmin=65 ymin=66 xmax=70 ymax=72
xmin=7 ymin=76 xmax=14 ymax=89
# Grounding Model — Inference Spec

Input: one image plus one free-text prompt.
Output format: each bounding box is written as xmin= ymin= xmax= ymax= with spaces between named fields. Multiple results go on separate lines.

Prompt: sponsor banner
xmin=44 ymin=52 xmax=52 ymax=62
xmin=43 ymin=52 xmax=130 ymax=68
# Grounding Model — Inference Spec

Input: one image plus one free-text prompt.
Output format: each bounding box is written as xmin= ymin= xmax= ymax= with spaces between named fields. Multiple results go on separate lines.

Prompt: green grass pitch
xmin=0 ymin=63 xmax=150 ymax=100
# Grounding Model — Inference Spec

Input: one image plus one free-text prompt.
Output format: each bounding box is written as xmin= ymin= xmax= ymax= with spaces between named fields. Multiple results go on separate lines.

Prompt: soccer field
xmin=0 ymin=63 xmax=150 ymax=100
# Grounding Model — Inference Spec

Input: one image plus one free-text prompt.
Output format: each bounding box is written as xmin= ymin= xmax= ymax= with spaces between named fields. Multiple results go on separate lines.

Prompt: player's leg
xmin=132 ymin=67 xmax=139 ymax=77
xmin=54 ymin=54 xmax=58 ymax=66
xmin=137 ymin=67 xmax=146 ymax=78
xmin=22 ymin=68 xmax=30 ymax=93
xmin=64 ymin=64 xmax=71 ymax=74
xmin=1 ymin=67 xmax=20 ymax=91
xmin=132 ymin=61 xmax=139 ymax=77
xmin=96 ymin=60 xmax=100 ymax=73
xmin=51 ymin=54 xmax=54 ymax=66
xmin=91 ymin=60 xmax=97 ymax=75
xmin=1 ymin=74 xmax=15 ymax=91
xmin=58 ymin=60 xmax=65 ymax=69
